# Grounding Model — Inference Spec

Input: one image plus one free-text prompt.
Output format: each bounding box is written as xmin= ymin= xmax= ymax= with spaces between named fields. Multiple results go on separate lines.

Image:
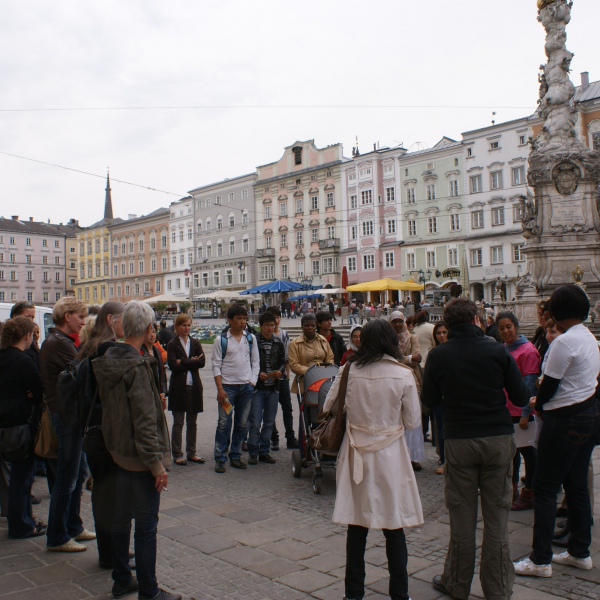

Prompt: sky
xmin=0 ymin=0 xmax=598 ymax=227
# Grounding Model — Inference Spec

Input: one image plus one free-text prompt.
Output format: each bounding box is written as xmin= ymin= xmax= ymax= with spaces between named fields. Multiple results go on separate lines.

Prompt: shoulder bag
xmin=309 ymin=363 xmax=351 ymax=455
xmin=34 ymin=400 xmax=58 ymax=459
xmin=1 ymin=405 xmax=36 ymax=462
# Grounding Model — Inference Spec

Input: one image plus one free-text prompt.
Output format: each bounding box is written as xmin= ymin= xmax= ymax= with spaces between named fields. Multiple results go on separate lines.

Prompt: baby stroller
xmin=291 ymin=362 xmax=340 ymax=494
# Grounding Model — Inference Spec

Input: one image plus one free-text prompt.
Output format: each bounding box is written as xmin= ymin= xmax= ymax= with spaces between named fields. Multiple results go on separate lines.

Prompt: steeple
xmin=104 ymin=170 xmax=113 ymax=220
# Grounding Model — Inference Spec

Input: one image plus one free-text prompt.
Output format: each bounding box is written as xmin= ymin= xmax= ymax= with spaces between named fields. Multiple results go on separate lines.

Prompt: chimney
xmin=581 ymin=72 xmax=590 ymax=90
xmin=29 ymin=217 xmax=33 ymax=221
xmin=128 ymin=214 xmax=137 ymax=220
xmin=11 ymin=215 xmax=18 ymax=220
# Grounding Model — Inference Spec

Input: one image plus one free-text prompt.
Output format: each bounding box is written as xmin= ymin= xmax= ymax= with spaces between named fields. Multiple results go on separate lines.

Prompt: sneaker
xmin=215 ymin=461 xmax=226 ymax=474
xmin=248 ymin=455 xmax=258 ymax=465
xmin=74 ymin=529 xmax=97 ymax=541
xmin=112 ymin=577 xmax=139 ymax=599
xmin=259 ymin=454 xmax=276 ymax=464
xmin=230 ymin=458 xmax=247 ymax=469
xmin=48 ymin=539 xmax=88 ymax=552
xmin=271 ymin=440 xmax=280 ymax=452
xmin=145 ymin=589 xmax=182 ymax=600
xmin=286 ymin=438 xmax=299 ymax=449
xmin=514 ymin=557 xmax=552 ymax=577
xmin=552 ymin=551 xmax=593 ymax=570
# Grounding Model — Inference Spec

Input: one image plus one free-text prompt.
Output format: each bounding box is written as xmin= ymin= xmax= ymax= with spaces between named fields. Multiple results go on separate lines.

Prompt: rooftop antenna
xmin=491 ymin=111 xmax=497 ymax=126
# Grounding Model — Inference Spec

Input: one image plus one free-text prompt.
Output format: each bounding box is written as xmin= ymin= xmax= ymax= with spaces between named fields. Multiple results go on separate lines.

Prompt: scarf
xmin=389 ymin=311 xmax=411 ymax=354
xmin=348 ymin=324 xmax=362 ymax=352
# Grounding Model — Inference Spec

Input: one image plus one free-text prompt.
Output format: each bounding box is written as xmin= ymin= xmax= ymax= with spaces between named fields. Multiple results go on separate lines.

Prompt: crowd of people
xmin=0 ymin=283 xmax=598 ymax=600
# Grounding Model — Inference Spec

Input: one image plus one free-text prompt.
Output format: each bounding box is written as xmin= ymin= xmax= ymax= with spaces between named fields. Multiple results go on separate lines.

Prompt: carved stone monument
xmin=520 ymin=0 xmax=600 ymax=303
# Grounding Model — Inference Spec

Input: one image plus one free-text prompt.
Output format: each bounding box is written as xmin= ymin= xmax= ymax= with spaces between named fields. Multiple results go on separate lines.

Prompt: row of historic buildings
xmin=4 ymin=74 xmax=599 ymax=308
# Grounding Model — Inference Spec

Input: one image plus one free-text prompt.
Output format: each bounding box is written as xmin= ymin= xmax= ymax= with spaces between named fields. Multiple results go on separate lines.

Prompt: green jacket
xmin=92 ymin=343 xmax=170 ymax=476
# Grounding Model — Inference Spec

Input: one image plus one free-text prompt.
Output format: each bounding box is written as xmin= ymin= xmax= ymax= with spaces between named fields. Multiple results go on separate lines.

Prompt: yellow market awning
xmin=347 ymin=278 xmax=424 ymax=292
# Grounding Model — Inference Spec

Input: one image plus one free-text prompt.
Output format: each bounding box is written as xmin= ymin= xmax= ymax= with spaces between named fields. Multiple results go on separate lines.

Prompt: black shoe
xmin=215 ymin=461 xmax=226 ymax=473
xmin=112 ymin=577 xmax=139 ymax=599
xmin=286 ymin=438 xmax=299 ymax=449
xmin=145 ymin=589 xmax=182 ymax=600
xmin=556 ymin=520 xmax=567 ymax=530
xmin=432 ymin=575 xmax=459 ymax=599
xmin=554 ymin=526 xmax=570 ymax=539
xmin=230 ymin=458 xmax=247 ymax=469
xmin=248 ymin=455 xmax=258 ymax=465
xmin=271 ymin=440 xmax=280 ymax=452
xmin=556 ymin=507 xmax=568 ymax=518
xmin=411 ymin=462 xmax=423 ymax=472
xmin=100 ymin=559 xmax=136 ymax=570
xmin=242 ymin=441 xmax=248 ymax=452
xmin=259 ymin=454 xmax=276 ymax=464
xmin=31 ymin=495 xmax=42 ymax=505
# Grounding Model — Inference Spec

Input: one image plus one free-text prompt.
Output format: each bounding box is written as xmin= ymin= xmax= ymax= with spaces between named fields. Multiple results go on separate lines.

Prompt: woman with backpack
xmin=0 ymin=317 xmax=45 ymax=539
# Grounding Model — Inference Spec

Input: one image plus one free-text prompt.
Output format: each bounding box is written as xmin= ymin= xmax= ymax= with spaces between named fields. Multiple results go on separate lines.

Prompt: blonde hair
xmin=78 ymin=315 xmax=97 ymax=346
xmin=52 ymin=297 xmax=87 ymax=325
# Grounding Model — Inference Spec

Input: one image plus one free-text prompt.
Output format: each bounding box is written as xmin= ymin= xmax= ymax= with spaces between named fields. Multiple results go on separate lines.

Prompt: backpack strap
xmin=220 ymin=334 xmax=228 ymax=360
xmin=83 ymin=385 xmax=99 ymax=434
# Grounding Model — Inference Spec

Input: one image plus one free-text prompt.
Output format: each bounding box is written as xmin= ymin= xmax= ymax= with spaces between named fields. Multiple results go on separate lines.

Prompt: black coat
xmin=158 ymin=327 xmax=176 ymax=349
xmin=166 ymin=337 xmax=205 ymax=413
xmin=327 ymin=328 xmax=347 ymax=366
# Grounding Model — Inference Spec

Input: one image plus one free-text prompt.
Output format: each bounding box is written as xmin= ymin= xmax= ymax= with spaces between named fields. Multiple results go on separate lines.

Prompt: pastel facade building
xmin=254 ymin=140 xmax=345 ymax=289
xmin=340 ymin=145 xmax=407 ymax=297
xmin=189 ymin=173 xmax=257 ymax=303
xmin=108 ymin=208 xmax=170 ymax=303
xmin=166 ymin=196 xmax=194 ymax=299
xmin=398 ymin=138 xmax=466 ymax=300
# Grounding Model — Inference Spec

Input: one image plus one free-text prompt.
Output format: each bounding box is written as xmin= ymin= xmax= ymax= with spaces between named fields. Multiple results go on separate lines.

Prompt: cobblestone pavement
xmin=2 ymin=344 xmax=600 ymax=599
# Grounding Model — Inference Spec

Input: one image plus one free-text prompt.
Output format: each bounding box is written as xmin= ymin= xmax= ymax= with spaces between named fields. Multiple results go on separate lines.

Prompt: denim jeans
xmin=112 ymin=468 xmax=160 ymax=600
xmin=345 ymin=525 xmax=408 ymax=600
xmin=349 ymin=314 xmax=358 ymax=325
xmin=7 ymin=453 xmax=37 ymax=538
xmin=46 ymin=412 xmax=87 ymax=547
xmin=248 ymin=389 xmax=279 ymax=456
xmin=214 ymin=383 xmax=254 ymax=462
xmin=271 ymin=379 xmax=295 ymax=441
xmin=530 ymin=402 xmax=600 ymax=565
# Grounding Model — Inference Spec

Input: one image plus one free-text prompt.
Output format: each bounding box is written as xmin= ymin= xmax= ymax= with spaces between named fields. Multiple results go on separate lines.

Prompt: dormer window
xmin=490 ymin=141 xmax=500 ymax=150
xmin=293 ymin=146 xmax=302 ymax=165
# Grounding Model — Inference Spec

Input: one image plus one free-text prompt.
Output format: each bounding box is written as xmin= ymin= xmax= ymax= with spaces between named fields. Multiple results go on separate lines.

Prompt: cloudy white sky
xmin=0 ymin=0 xmax=598 ymax=226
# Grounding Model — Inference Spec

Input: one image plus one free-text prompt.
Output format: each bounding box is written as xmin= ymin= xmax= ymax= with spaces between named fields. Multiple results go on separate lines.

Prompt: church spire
xmin=104 ymin=170 xmax=113 ymax=220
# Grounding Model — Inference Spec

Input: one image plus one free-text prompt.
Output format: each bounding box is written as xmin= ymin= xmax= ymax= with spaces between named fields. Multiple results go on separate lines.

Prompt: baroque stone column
xmin=520 ymin=0 xmax=600 ymax=301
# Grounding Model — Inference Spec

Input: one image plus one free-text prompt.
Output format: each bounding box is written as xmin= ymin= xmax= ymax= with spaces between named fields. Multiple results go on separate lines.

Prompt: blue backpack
xmin=220 ymin=331 xmax=254 ymax=359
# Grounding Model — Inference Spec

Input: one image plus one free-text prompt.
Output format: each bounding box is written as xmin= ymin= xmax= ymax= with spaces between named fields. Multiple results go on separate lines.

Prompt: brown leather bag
xmin=34 ymin=402 xmax=58 ymax=459
xmin=309 ymin=363 xmax=350 ymax=455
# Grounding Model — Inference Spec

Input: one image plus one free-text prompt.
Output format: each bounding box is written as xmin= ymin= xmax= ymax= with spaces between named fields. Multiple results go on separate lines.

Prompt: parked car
xmin=0 ymin=302 xmax=54 ymax=344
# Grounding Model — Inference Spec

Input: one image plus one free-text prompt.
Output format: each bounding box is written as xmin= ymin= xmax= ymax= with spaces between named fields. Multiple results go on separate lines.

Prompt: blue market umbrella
xmin=240 ymin=280 xmax=313 ymax=295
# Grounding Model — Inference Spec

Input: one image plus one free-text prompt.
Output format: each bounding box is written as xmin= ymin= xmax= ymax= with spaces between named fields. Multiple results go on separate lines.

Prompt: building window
xmin=176 ymin=278 xmax=181 ymax=289
xmin=427 ymin=185 xmax=436 ymax=200
xmin=162 ymin=258 xmax=168 ymax=270
xmin=139 ymin=261 xmax=144 ymax=273
xmin=264 ymin=206 xmax=271 ymax=220
xmin=242 ymin=211 xmax=249 ymax=225
xmin=384 ymin=164 xmax=393 ymax=175
xmin=348 ymin=257 xmax=357 ymax=272
xmin=312 ymin=260 xmax=320 ymax=275
xmin=260 ymin=265 xmax=269 ymax=280
xmin=280 ymin=233 xmax=287 ymax=248
xmin=311 ymin=228 xmax=319 ymax=243
xmin=202 ymin=273 xmax=208 ymax=287
xmin=242 ymin=237 xmax=249 ymax=253
xmin=134 ymin=283 xmax=140 ymax=296
xmin=42 ymin=239 xmax=47 ymax=247
xmin=27 ymin=292 xmax=33 ymax=301
xmin=512 ymin=166 xmax=526 ymax=186
xmin=471 ymin=210 xmax=484 ymax=229
xmin=513 ymin=244 xmax=525 ymax=262
xmin=311 ymin=196 xmax=318 ymax=210
xmin=26 ymin=255 xmax=31 ymax=264
xmin=276 ymin=263 xmax=286 ymax=279
xmin=428 ymin=216 xmax=438 ymax=234
xmin=387 ymin=220 xmax=396 ymax=234
xmin=279 ymin=202 xmax=287 ymax=217
xmin=264 ymin=236 xmax=271 ymax=249
xmin=513 ymin=205 xmax=523 ymax=222
xmin=470 ymin=175 xmax=482 ymax=193
xmin=326 ymin=192 xmax=334 ymax=207
xmin=216 ymin=195 xmax=222 ymax=205
xmin=519 ymin=135 xmax=527 ymax=146
xmin=113 ymin=264 xmax=118 ymax=276
xmin=426 ymin=250 xmax=436 ymax=268
xmin=113 ymin=244 xmax=118 ymax=256
xmin=361 ymin=190 xmax=372 ymax=205
xmin=384 ymin=252 xmax=395 ymax=268
xmin=449 ymin=180 xmax=459 ymax=197
xmin=27 ymin=271 xmax=33 ymax=281
xmin=229 ymin=240 xmax=236 ymax=254
xmin=408 ymin=220 xmax=417 ymax=236
xmin=406 ymin=188 xmax=415 ymax=204
xmin=350 ymin=225 xmax=358 ymax=240
xmin=386 ymin=187 xmax=395 ymax=202
xmin=450 ymin=213 xmax=461 ymax=231
xmin=296 ymin=261 xmax=304 ymax=277
xmin=362 ymin=221 xmax=374 ymax=236
xmin=42 ymin=256 xmax=47 ymax=264
xmin=138 ymin=240 xmax=144 ymax=252
xmin=161 ymin=235 xmax=167 ymax=248
xmin=172 ymin=256 xmax=177 ymax=267
xmin=327 ymin=225 xmax=335 ymax=239
xmin=239 ymin=268 xmax=246 ymax=283
xmin=359 ymin=167 xmax=371 ymax=178
xmin=471 ymin=248 xmax=483 ymax=266
xmin=350 ymin=195 xmax=357 ymax=209
xmin=491 ymin=171 xmax=504 ymax=190
xmin=155 ymin=279 xmax=161 ymax=293
xmin=323 ymin=257 xmax=334 ymax=273
xmin=241 ymin=189 xmax=248 ymax=199
xmin=490 ymin=141 xmax=500 ymax=150
xmin=151 ymin=259 xmax=156 ymax=272
xmin=216 ymin=243 xmax=223 ymax=257
xmin=228 ymin=192 xmax=234 ymax=202
xmin=43 ymin=292 xmax=49 ymax=302
xmin=491 ymin=246 xmax=504 ymax=264
xmin=217 ymin=217 xmax=223 ymax=230
xmin=96 ymin=264 xmax=101 ymax=276
xmin=448 ymin=248 xmax=458 ymax=266
xmin=129 ymin=262 xmax=134 ymax=274
xmin=362 ymin=254 xmax=375 ymax=270
xmin=296 ymin=230 xmax=303 ymax=246
xmin=187 ymin=229 xmax=192 ymax=240
xmin=492 ymin=207 xmax=505 ymax=226
xmin=206 ymin=218 xmax=211 ymax=231
xmin=295 ymin=198 xmax=303 ymax=213
xmin=25 ymin=237 xmax=31 ymax=246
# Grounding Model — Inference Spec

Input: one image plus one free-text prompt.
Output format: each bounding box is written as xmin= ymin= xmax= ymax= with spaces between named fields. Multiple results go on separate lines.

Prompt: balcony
xmin=255 ymin=248 xmax=275 ymax=258
xmin=318 ymin=238 xmax=340 ymax=250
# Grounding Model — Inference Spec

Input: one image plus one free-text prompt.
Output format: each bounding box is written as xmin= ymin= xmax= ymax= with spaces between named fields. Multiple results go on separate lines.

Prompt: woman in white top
xmin=515 ymin=285 xmax=600 ymax=578
xmin=323 ymin=319 xmax=423 ymax=600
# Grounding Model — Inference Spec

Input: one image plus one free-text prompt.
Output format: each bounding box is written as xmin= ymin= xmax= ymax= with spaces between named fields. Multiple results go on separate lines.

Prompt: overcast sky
xmin=1 ymin=0 xmax=598 ymax=227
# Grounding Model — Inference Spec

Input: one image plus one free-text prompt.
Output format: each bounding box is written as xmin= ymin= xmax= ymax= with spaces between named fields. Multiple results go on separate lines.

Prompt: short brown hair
xmin=52 ymin=297 xmax=87 ymax=325
xmin=174 ymin=313 xmax=192 ymax=327
xmin=443 ymin=298 xmax=478 ymax=329
xmin=1 ymin=316 xmax=35 ymax=348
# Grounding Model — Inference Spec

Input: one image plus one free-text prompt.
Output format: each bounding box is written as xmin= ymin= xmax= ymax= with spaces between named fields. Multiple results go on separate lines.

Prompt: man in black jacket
xmin=247 ymin=312 xmax=286 ymax=465
xmin=316 ymin=311 xmax=346 ymax=366
xmin=422 ymin=298 xmax=529 ymax=600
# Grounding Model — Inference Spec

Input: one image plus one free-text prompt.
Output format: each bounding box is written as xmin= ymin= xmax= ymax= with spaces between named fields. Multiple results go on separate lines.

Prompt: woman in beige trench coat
xmin=323 ymin=319 xmax=424 ymax=600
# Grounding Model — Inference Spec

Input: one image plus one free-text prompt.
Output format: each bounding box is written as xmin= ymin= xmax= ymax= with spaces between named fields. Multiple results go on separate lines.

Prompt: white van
xmin=0 ymin=302 xmax=55 ymax=345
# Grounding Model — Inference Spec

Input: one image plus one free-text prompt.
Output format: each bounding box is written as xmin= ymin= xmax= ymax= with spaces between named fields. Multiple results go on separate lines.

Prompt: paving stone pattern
xmin=2 ymin=343 xmax=600 ymax=599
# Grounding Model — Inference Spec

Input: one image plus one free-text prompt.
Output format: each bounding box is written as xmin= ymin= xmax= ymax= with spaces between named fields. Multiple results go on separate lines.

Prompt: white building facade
xmin=166 ymin=196 xmax=195 ymax=299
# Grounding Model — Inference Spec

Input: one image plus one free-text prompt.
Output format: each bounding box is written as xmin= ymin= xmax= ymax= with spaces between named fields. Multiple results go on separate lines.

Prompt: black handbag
xmin=0 ymin=406 xmax=35 ymax=462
